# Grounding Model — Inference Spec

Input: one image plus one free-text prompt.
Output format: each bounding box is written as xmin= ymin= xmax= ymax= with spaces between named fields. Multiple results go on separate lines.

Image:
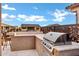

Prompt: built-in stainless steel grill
xmin=42 ymin=32 xmax=72 ymax=51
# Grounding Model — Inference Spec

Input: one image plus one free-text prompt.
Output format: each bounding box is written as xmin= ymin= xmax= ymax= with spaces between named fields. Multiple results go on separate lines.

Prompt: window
xmin=36 ymin=27 xmax=39 ymax=30
xmin=22 ymin=26 xmax=26 ymax=29
xmin=27 ymin=27 xmax=35 ymax=31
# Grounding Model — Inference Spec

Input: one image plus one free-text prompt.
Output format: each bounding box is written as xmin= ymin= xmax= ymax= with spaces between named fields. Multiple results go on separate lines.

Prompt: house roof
xmin=1 ymin=23 xmax=15 ymax=27
xmin=1 ymin=23 xmax=11 ymax=26
xmin=47 ymin=24 xmax=60 ymax=27
xmin=42 ymin=24 xmax=60 ymax=27
xmin=42 ymin=24 xmax=79 ymax=28
xmin=66 ymin=3 xmax=79 ymax=10
xmin=21 ymin=24 xmax=40 ymax=27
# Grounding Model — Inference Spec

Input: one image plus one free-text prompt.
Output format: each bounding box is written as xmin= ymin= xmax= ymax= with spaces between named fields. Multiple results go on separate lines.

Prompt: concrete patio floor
xmin=1 ymin=42 xmax=39 ymax=56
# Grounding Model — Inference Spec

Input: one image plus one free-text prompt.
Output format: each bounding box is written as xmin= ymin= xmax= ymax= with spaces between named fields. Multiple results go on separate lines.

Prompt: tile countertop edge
xmin=10 ymin=33 xmax=45 ymax=41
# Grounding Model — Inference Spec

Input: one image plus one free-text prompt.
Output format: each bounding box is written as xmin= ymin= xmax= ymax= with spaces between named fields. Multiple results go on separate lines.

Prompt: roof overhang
xmin=66 ymin=3 xmax=79 ymax=12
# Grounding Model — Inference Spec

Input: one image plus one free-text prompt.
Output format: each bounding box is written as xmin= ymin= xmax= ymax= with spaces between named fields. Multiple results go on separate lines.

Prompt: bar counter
xmin=10 ymin=32 xmax=45 ymax=51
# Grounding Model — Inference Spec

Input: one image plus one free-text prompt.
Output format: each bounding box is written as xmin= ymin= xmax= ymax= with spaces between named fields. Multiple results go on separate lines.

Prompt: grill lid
xmin=44 ymin=32 xmax=66 ymax=42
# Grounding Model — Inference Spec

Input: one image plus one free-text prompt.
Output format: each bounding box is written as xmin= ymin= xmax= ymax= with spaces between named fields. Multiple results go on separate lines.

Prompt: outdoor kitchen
xmin=1 ymin=31 xmax=78 ymax=56
xmin=1 ymin=3 xmax=79 ymax=56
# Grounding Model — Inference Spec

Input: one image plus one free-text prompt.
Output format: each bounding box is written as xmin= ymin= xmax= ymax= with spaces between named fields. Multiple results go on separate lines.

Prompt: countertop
xmin=35 ymin=34 xmax=45 ymax=40
xmin=53 ymin=43 xmax=79 ymax=51
xmin=7 ymin=32 xmax=45 ymax=40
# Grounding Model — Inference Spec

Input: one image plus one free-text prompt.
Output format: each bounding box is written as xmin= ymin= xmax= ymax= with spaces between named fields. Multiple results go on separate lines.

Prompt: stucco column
xmin=0 ymin=3 xmax=1 ymax=56
xmin=76 ymin=9 xmax=79 ymax=24
xmin=34 ymin=27 xmax=36 ymax=31
xmin=38 ymin=27 xmax=40 ymax=31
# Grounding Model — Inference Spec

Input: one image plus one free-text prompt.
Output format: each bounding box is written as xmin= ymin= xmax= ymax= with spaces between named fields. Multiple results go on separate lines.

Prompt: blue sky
xmin=2 ymin=3 xmax=76 ymax=26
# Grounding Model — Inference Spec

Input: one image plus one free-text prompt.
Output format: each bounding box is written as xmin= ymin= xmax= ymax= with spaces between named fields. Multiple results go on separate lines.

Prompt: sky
xmin=2 ymin=3 xmax=76 ymax=26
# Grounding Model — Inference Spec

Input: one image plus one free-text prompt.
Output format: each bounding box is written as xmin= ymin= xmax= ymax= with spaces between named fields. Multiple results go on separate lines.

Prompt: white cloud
xmin=50 ymin=9 xmax=75 ymax=22
xmin=18 ymin=14 xmax=28 ymax=19
xmin=17 ymin=14 xmax=47 ymax=22
xmin=2 ymin=4 xmax=16 ymax=10
xmin=33 ymin=7 xmax=38 ymax=10
xmin=29 ymin=15 xmax=47 ymax=21
xmin=53 ymin=16 xmax=65 ymax=22
xmin=2 ymin=13 xmax=8 ymax=19
xmin=2 ymin=13 xmax=47 ymax=22
xmin=2 ymin=13 xmax=16 ymax=21
xmin=9 ymin=15 xmax=16 ymax=19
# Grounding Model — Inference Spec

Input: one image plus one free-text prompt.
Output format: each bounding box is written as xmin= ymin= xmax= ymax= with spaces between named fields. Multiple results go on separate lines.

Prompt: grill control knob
xmin=44 ymin=43 xmax=46 ymax=45
xmin=49 ymin=47 xmax=52 ymax=49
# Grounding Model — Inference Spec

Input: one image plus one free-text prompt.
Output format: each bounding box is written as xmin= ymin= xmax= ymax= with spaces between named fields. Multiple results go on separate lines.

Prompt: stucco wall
xmin=11 ymin=36 xmax=35 ymax=51
xmin=69 ymin=7 xmax=79 ymax=24
xmin=0 ymin=3 xmax=1 ymax=56
xmin=76 ymin=8 xmax=79 ymax=24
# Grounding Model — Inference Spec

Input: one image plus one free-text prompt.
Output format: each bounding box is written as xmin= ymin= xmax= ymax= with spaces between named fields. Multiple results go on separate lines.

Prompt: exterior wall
xmin=68 ymin=6 xmax=79 ymax=24
xmin=21 ymin=27 xmax=27 ymax=32
xmin=0 ymin=3 xmax=1 ymax=56
xmin=25 ymin=27 xmax=28 ymax=31
xmin=35 ymin=27 xmax=41 ymax=31
xmin=1 ymin=26 xmax=15 ymax=32
xmin=76 ymin=8 xmax=79 ymax=24
xmin=21 ymin=26 xmax=41 ymax=32
xmin=42 ymin=24 xmax=78 ymax=33
xmin=41 ymin=27 xmax=54 ymax=33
